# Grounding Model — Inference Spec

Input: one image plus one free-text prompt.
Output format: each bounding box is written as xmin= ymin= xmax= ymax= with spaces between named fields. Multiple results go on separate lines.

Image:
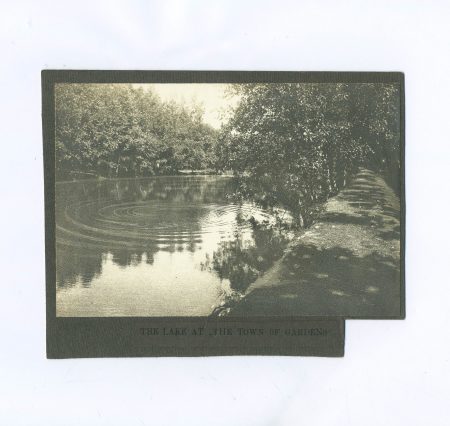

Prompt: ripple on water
xmin=56 ymin=199 xmax=271 ymax=250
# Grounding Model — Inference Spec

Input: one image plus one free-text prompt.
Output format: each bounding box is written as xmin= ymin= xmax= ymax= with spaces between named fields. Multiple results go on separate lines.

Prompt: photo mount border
xmin=43 ymin=70 xmax=405 ymax=358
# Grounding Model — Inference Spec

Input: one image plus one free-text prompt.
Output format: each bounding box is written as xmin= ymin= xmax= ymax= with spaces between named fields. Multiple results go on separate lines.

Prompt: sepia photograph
xmin=5 ymin=0 xmax=450 ymax=423
xmin=5 ymin=0 xmax=450 ymax=424
xmin=53 ymin=76 xmax=403 ymax=319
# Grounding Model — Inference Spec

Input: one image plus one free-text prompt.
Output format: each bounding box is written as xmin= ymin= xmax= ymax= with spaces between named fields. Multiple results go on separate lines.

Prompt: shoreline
xmin=220 ymin=168 xmax=401 ymax=318
xmin=55 ymin=172 xmax=232 ymax=185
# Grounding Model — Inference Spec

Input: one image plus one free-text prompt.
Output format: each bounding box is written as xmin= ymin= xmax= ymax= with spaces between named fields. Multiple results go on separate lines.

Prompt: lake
xmin=56 ymin=176 xmax=288 ymax=317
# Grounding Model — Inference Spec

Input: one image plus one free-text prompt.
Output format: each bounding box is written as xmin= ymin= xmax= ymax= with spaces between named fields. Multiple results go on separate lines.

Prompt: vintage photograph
xmin=54 ymin=79 xmax=403 ymax=318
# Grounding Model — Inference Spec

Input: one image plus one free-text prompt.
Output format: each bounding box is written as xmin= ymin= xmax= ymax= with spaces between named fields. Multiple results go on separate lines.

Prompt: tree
xmin=55 ymin=84 xmax=218 ymax=180
xmin=218 ymin=83 xmax=400 ymax=226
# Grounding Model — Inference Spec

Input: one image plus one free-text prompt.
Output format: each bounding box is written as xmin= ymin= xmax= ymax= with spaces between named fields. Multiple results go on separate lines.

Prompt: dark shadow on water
xmin=202 ymin=223 xmax=290 ymax=292
xmin=56 ymin=246 xmax=103 ymax=289
xmin=56 ymin=245 xmax=159 ymax=288
xmin=112 ymin=250 xmax=144 ymax=268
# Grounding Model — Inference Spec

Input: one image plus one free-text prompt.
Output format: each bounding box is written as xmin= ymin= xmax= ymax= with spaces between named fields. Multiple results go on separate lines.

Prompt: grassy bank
xmin=226 ymin=168 xmax=401 ymax=318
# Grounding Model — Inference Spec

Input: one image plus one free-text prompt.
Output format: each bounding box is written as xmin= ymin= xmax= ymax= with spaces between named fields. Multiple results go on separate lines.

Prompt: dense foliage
xmin=217 ymin=83 xmax=400 ymax=226
xmin=55 ymin=84 xmax=218 ymax=180
xmin=56 ymin=82 xmax=400 ymax=228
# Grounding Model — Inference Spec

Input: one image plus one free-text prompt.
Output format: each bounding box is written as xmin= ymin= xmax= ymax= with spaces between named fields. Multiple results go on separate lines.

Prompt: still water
xmin=56 ymin=176 xmax=288 ymax=317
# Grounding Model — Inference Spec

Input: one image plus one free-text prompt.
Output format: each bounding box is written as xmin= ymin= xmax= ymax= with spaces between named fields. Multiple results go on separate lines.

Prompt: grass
xmin=228 ymin=169 xmax=401 ymax=317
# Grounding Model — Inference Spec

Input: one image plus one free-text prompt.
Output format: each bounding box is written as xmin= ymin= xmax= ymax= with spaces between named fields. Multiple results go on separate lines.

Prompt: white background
xmin=1 ymin=1 xmax=449 ymax=425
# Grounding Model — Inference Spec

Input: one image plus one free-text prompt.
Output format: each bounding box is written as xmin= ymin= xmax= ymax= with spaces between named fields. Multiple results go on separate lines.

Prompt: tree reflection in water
xmin=56 ymin=247 xmax=104 ymax=289
xmin=56 ymin=176 xmax=292 ymax=316
xmin=202 ymin=216 xmax=290 ymax=292
xmin=56 ymin=246 xmax=158 ymax=289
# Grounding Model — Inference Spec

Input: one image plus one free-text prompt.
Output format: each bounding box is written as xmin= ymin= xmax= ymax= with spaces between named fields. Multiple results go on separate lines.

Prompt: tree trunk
xmin=116 ymin=155 xmax=121 ymax=177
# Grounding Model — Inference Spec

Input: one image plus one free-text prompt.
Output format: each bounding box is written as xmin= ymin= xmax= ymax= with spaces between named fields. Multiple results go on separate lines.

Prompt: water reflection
xmin=56 ymin=248 xmax=103 ymax=289
xmin=56 ymin=176 xmax=289 ymax=317
xmin=202 ymin=225 xmax=288 ymax=292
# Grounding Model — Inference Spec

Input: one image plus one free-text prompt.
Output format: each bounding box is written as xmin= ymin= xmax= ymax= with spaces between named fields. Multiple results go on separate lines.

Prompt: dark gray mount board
xmin=43 ymin=70 xmax=405 ymax=358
